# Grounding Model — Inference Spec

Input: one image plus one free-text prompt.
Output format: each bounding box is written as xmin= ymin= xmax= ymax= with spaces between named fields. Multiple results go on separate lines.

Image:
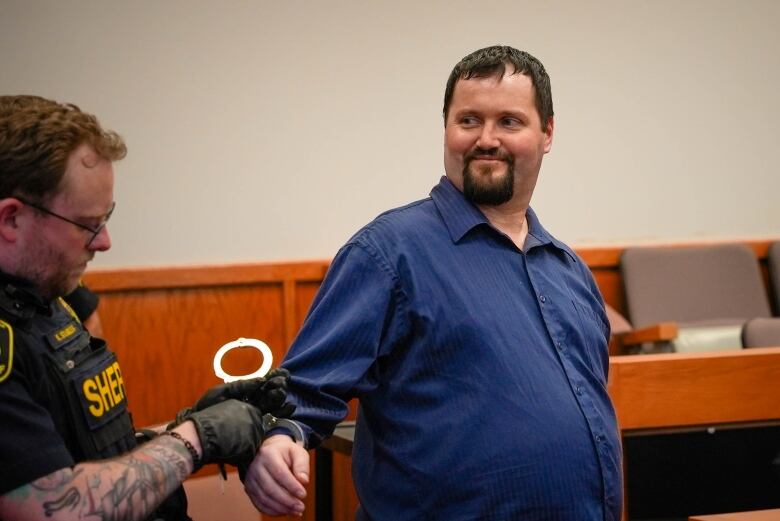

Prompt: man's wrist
xmin=263 ymin=415 xmax=306 ymax=446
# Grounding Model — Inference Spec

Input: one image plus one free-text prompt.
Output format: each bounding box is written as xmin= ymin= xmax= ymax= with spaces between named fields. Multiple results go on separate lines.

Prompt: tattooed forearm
xmin=31 ymin=468 xmax=84 ymax=493
xmin=43 ymin=488 xmax=80 ymax=516
xmin=144 ymin=436 xmax=191 ymax=481
xmin=0 ymin=436 xmax=194 ymax=520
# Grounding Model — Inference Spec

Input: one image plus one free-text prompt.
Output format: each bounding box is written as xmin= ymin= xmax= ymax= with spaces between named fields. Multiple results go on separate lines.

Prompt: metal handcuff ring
xmin=212 ymin=337 xmax=273 ymax=383
xmin=212 ymin=337 xmax=305 ymax=444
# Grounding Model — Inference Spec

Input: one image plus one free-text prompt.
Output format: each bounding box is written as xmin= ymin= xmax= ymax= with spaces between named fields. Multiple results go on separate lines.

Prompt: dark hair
xmin=0 ymin=95 xmax=126 ymax=203
xmin=443 ymin=45 xmax=553 ymax=128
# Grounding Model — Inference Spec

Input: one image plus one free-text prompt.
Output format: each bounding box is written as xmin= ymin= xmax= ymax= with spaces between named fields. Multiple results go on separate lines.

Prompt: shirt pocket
xmin=570 ymin=300 xmax=609 ymax=384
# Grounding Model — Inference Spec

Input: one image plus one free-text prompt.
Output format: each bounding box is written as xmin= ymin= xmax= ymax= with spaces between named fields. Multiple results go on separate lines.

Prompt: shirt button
xmin=556 ymin=342 xmax=563 ymax=350
xmin=576 ymin=386 xmax=583 ymax=395
xmin=595 ymin=434 xmax=603 ymax=443
xmin=539 ymin=294 xmax=546 ymax=303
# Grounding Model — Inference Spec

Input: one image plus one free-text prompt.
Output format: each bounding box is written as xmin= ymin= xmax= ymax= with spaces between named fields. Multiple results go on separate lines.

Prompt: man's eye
xmin=82 ymin=219 xmax=103 ymax=230
xmin=501 ymin=117 xmax=522 ymax=128
xmin=460 ymin=116 xmax=479 ymax=126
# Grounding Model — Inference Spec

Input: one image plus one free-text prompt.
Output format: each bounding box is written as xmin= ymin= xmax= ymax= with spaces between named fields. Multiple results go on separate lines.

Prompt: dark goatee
xmin=462 ymin=150 xmax=515 ymax=206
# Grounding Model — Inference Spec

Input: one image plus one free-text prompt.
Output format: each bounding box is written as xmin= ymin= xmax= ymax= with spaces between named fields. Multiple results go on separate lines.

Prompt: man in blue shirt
xmin=245 ymin=45 xmax=622 ymax=520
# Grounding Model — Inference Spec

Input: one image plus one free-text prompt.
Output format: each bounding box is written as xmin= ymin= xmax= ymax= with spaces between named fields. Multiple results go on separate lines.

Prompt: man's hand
xmin=243 ymin=434 xmax=310 ymax=517
xmin=187 ymin=399 xmax=265 ymax=467
xmin=176 ymin=368 xmax=295 ymax=425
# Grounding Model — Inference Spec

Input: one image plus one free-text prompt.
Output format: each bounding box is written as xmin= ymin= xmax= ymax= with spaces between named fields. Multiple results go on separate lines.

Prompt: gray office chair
xmin=620 ymin=244 xmax=774 ymax=353
xmin=742 ymin=317 xmax=780 ymax=348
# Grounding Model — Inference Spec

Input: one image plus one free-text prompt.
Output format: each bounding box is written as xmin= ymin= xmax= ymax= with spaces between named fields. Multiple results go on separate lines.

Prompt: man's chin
xmin=61 ymin=267 xmax=87 ymax=296
xmin=463 ymin=168 xmax=514 ymax=205
xmin=471 ymin=175 xmax=505 ymax=191
xmin=66 ymin=279 xmax=81 ymax=295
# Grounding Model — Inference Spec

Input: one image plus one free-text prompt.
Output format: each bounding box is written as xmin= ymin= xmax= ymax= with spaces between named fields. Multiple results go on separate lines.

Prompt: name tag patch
xmin=47 ymin=322 xmax=80 ymax=350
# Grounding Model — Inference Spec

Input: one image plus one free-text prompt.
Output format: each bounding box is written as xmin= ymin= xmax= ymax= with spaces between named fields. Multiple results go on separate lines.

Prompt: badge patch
xmin=74 ymin=352 xmax=128 ymax=429
xmin=0 ymin=320 xmax=13 ymax=383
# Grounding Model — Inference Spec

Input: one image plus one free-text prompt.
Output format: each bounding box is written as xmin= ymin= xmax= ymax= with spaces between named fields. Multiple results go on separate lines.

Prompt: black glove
xmin=187 ymin=399 xmax=265 ymax=467
xmin=175 ymin=368 xmax=295 ymax=425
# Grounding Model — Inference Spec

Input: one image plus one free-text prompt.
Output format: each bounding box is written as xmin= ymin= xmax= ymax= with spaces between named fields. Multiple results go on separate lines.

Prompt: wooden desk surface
xmin=609 ymin=347 xmax=780 ymax=431
xmin=689 ymin=508 xmax=780 ymax=520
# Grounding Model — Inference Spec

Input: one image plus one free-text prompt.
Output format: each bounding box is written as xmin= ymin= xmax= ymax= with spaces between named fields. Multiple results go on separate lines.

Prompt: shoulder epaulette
xmin=58 ymin=297 xmax=82 ymax=324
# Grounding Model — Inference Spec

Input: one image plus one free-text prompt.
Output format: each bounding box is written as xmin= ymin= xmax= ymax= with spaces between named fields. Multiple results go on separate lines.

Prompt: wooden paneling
xmin=689 ymin=508 xmax=780 ymax=520
xmin=84 ymin=261 xmax=330 ymax=427
xmin=97 ymin=284 xmax=287 ymax=427
xmin=85 ymin=261 xmax=330 ymax=292
xmin=84 ymin=262 xmax=329 ymax=521
xmin=609 ymin=347 xmax=780 ymax=432
xmin=332 ymin=453 xmax=359 ymax=519
xmin=611 ymin=348 xmax=780 ymax=521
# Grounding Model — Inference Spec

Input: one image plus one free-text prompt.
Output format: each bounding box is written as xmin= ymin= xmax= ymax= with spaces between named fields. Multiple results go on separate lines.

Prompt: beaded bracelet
xmin=160 ymin=430 xmax=202 ymax=471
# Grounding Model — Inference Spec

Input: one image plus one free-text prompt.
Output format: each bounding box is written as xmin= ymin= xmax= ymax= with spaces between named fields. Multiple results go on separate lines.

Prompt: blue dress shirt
xmin=282 ymin=176 xmax=622 ymax=520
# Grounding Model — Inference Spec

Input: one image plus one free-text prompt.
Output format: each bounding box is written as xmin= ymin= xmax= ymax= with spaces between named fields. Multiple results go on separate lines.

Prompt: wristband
xmin=160 ymin=430 xmax=202 ymax=471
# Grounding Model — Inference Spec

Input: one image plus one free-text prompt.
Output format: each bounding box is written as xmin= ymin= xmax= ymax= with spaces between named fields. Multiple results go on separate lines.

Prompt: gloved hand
xmin=187 ymin=399 xmax=265 ymax=467
xmin=175 ymin=368 xmax=295 ymax=425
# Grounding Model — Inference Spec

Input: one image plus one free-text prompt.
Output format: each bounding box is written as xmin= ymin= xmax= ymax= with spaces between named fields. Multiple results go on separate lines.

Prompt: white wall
xmin=2 ymin=0 xmax=779 ymax=268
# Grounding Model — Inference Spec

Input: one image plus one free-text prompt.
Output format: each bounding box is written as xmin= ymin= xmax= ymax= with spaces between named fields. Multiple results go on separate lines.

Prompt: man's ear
xmin=0 ymin=199 xmax=24 ymax=242
xmin=543 ymin=116 xmax=554 ymax=154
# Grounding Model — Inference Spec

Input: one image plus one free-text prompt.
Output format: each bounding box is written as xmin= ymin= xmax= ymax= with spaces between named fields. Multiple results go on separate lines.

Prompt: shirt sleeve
xmin=281 ymin=240 xmax=409 ymax=448
xmin=0 ymin=358 xmax=74 ymax=494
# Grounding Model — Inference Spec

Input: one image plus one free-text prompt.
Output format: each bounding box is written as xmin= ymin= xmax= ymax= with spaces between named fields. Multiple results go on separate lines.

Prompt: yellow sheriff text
xmin=83 ymin=362 xmax=126 ymax=417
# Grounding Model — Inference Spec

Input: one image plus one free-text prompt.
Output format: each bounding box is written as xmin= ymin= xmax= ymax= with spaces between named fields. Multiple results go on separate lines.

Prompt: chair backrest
xmin=742 ymin=317 xmax=780 ymax=348
xmin=768 ymin=241 xmax=780 ymax=315
xmin=620 ymin=244 xmax=771 ymax=328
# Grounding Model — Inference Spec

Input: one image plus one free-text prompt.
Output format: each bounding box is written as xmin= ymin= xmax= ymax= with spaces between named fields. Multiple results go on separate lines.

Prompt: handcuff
xmin=213 ymin=337 xmax=304 ymax=444
xmin=213 ymin=337 xmax=273 ymax=382
xmin=262 ymin=414 xmax=306 ymax=445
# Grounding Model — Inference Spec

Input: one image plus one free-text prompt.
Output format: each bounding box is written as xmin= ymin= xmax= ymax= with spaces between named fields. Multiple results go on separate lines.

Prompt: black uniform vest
xmin=0 ymin=283 xmax=137 ymax=459
xmin=0 ymin=279 xmax=191 ymax=520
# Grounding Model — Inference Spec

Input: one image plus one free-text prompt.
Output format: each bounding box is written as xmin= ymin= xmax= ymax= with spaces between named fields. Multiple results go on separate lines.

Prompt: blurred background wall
xmin=2 ymin=0 xmax=778 ymax=268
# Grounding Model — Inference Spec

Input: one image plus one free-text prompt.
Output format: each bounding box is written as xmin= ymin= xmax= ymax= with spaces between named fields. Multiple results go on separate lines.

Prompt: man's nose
xmin=89 ymin=226 xmax=111 ymax=252
xmin=476 ymin=123 xmax=501 ymax=149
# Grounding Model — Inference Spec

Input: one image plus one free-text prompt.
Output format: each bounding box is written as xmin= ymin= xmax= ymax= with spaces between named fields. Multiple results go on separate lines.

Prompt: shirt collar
xmin=0 ymin=269 xmax=41 ymax=296
xmin=430 ymin=176 xmax=578 ymax=263
xmin=0 ymin=268 xmax=49 ymax=317
xmin=430 ymin=176 xmax=488 ymax=242
xmin=524 ymin=207 xmax=579 ymax=263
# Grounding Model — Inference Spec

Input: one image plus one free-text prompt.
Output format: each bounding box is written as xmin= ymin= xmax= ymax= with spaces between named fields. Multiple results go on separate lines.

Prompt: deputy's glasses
xmin=16 ymin=196 xmax=115 ymax=247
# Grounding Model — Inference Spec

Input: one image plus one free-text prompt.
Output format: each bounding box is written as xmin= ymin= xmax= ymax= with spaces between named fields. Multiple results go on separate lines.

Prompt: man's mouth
xmin=78 ymin=256 xmax=94 ymax=270
xmin=471 ymin=157 xmax=505 ymax=162
xmin=466 ymin=150 xmax=511 ymax=164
